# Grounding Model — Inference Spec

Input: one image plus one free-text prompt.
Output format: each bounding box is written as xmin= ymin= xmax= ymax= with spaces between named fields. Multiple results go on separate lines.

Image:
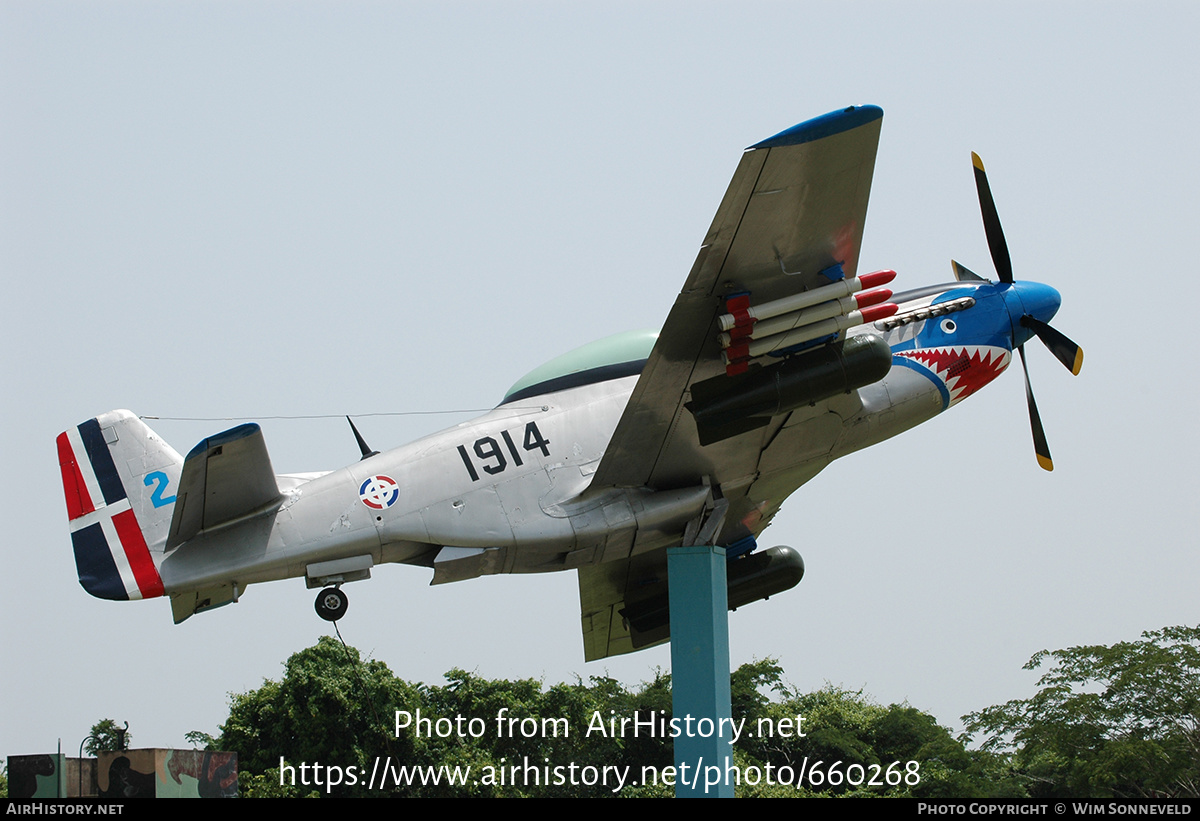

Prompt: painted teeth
xmin=897 ymin=345 xmax=1011 ymax=405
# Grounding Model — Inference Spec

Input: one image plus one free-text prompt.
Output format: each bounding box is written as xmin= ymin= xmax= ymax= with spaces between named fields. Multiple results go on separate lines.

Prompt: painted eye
xmin=940 ymin=319 xmax=957 ymax=333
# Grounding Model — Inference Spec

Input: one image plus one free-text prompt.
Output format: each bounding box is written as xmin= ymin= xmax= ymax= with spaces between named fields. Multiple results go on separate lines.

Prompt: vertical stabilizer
xmin=57 ymin=410 xmax=182 ymax=600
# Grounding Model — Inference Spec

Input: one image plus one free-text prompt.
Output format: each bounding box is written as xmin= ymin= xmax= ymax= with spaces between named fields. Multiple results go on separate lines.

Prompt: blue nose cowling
xmin=1004 ymin=281 xmax=1062 ymax=347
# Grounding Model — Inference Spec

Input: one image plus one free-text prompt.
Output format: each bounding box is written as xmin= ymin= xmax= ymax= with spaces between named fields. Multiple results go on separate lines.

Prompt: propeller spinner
xmin=962 ymin=152 xmax=1084 ymax=471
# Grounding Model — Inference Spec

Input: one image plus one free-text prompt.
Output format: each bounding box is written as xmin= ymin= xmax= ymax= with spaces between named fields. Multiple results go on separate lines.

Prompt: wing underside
xmin=580 ymin=106 xmax=885 ymax=660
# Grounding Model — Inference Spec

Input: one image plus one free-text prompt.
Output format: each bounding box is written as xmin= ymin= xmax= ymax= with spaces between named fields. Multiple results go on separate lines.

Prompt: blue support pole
xmin=667 ymin=545 xmax=734 ymax=798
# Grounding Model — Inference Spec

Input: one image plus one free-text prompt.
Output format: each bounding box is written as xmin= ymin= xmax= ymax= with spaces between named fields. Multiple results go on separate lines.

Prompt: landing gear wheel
xmin=315 ymin=587 xmax=348 ymax=622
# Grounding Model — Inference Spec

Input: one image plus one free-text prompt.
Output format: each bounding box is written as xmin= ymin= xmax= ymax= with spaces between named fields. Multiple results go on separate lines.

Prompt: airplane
xmin=56 ymin=104 xmax=1082 ymax=661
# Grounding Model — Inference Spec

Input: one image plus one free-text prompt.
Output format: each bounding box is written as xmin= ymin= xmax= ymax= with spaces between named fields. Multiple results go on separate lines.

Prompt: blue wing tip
xmin=185 ymin=423 xmax=262 ymax=461
xmin=750 ymin=105 xmax=883 ymax=150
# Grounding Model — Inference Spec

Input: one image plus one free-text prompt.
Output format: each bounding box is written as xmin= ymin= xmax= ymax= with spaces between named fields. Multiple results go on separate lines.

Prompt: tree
xmin=219 ymin=636 xmax=421 ymax=795
xmin=963 ymin=624 xmax=1200 ymax=798
xmin=730 ymin=664 xmax=1018 ymax=797
xmin=184 ymin=730 xmax=217 ymax=750
xmin=84 ymin=719 xmax=129 ymax=756
xmin=206 ymin=638 xmax=1007 ymax=797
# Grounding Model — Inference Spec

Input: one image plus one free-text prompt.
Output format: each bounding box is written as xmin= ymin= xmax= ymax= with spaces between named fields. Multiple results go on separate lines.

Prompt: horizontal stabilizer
xmin=167 ymin=424 xmax=282 ymax=549
xmin=170 ymin=584 xmax=240 ymax=623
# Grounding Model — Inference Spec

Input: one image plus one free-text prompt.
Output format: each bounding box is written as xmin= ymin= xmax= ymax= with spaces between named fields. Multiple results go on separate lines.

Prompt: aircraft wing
xmin=592 ymin=105 xmax=883 ymax=494
xmin=580 ymin=106 xmax=884 ymax=660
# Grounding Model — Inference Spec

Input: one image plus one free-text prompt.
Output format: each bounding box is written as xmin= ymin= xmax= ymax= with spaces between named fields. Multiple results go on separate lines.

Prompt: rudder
xmin=57 ymin=410 xmax=182 ymax=600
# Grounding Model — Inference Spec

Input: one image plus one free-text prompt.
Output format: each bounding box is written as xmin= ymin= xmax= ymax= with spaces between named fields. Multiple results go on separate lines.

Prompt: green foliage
xmin=736 ymin=680 xmax=1019 ymax=798
xmin=184 ymin=730 xmax=217 ymax=750
xmin=240 ymin=768 xmax=321 ymax=798
xmin=84 ymin=719 xmax=129 ymax=756
xmin=219 ymin=636 xmax=420 ymax=794
xmin=963 ymin=624 xmax=1200 ymax=798
xmin=205 ymin=638 xmax=1005 ymax=797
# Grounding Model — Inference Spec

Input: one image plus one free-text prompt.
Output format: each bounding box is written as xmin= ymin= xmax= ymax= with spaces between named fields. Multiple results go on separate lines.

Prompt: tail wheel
xmin=315 ymin=587 xmax=348 ymax=621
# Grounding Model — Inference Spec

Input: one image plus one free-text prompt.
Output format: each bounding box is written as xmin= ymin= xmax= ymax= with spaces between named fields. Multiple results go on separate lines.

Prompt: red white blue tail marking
xmin=57 ymin=420 xmax=164 ymax=601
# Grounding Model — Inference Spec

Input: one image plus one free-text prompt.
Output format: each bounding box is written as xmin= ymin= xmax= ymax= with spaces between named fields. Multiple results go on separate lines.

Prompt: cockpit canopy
xmin=501 ymin=330 xmax=658 ymax=405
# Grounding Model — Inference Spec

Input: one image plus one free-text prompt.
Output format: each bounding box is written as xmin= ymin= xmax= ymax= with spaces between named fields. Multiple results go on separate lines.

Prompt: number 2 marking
xmin=144 ymin=471 xmax=177 ymax=507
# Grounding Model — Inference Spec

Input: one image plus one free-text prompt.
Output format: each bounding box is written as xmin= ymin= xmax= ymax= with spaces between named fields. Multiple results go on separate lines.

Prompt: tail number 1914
xmin=456 ymin=422 xmax=551 ymax=482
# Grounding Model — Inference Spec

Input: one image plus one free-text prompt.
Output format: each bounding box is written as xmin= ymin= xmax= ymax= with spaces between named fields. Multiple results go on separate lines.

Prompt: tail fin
xmin=57 ymin=410 xmax=182 ymax=600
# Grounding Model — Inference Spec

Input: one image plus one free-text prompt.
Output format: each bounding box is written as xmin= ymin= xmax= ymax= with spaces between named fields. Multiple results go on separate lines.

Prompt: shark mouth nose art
xmin=893 ymin=345 xmax=1011 ymax=408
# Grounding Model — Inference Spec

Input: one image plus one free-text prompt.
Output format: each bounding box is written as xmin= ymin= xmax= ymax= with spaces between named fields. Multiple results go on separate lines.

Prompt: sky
xmin=3 ymin=1 xmax=1198 ymax=764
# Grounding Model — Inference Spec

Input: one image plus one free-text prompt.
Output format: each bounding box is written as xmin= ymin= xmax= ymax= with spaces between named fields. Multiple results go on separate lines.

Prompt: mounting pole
xmin=667 ymin=544 xmax=734 ymax=798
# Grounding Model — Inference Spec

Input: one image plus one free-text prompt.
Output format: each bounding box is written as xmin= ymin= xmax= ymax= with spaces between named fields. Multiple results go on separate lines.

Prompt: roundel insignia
xmin=359 ymin=475 xmax=400 ymax=510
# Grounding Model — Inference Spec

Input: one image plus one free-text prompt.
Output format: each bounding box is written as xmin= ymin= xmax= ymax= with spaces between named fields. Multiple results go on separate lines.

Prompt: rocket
xmin=719 ymin=270 xmax=899 ymax=373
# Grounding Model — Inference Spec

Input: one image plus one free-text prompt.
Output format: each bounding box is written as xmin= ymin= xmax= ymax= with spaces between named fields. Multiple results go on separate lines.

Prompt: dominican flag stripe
xmin=78 ymin=418 xmax=126 ymax=506
xmin=71 ymin=522 xmax=129 ymax=600
xmin=112 ymin=508 xmax=165 ymax=598
xmin=59 ymin=418 xmax=165 ymax=600
xmin=68 ymin=499 xmax=165 ymax=601
xmin=57 ymin=431 xmax=93 ymax=520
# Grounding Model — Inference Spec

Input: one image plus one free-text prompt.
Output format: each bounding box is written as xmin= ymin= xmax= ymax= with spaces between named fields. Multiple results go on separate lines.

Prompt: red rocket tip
xmin=859 ymin=303 xmax=898 ymax=323
xmin=854 ymin=288 xmax=893 ymax=309
xmin=858 ymin=270 xmax=897 ymax=289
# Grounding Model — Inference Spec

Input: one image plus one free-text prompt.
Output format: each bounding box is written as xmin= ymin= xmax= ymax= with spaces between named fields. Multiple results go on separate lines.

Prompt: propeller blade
xmin=972 ymin=152 xmax=1013 ymax=284
xmin=1018 ymin=346 xmax=1053 ymax=472
xmin=1021 ymin=315 xmax=1084 ymax=375
xmin=951 ymin=259 xmax=986 ymax=282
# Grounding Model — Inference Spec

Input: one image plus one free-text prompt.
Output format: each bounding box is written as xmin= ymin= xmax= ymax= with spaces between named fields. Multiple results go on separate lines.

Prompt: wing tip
xmin=750 ymin=104 xmax=883 ymax=150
